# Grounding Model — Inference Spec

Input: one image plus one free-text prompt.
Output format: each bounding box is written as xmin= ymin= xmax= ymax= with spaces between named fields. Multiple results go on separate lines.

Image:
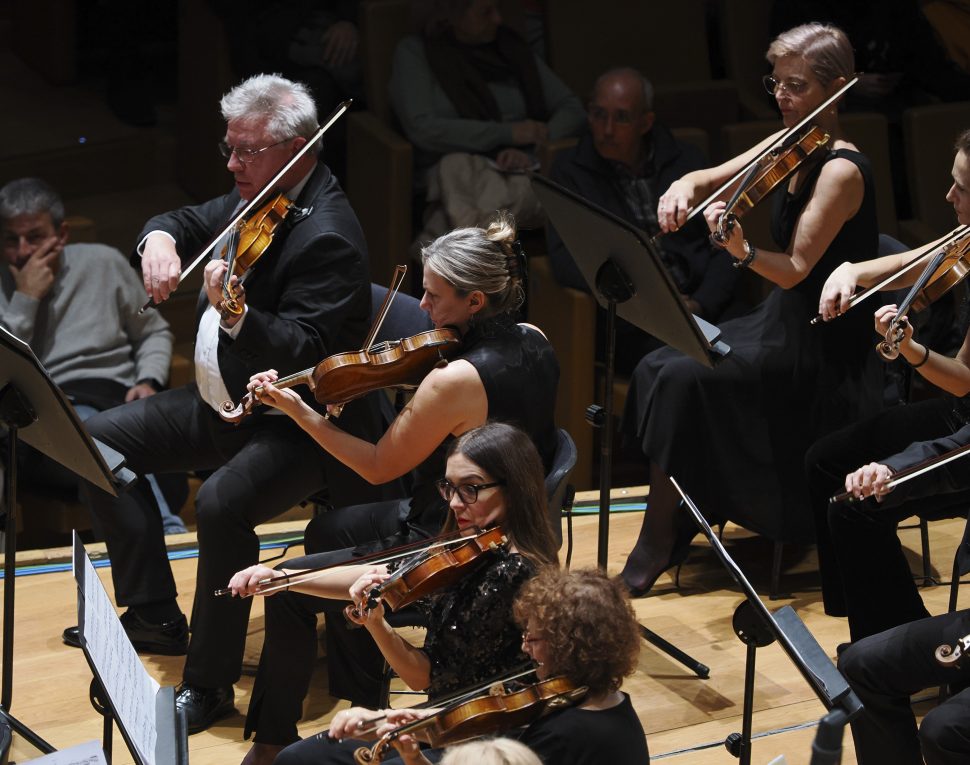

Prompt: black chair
xmin=379 ymin=426 xmax=579 ymax=706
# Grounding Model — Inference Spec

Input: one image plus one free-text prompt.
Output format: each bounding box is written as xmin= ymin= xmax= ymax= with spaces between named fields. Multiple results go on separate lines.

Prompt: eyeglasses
xmin=217 ymin=137 xmax=293 ymax=164
xmin=587 ymin=106 xmax=640 ymax=126
xmin=762 ymin=75 xmax=810 ymax=96
xmin=522 ymin=630 xmax=546 ymax=644
xmin=435 ymin=478 xmax=504 ymax=504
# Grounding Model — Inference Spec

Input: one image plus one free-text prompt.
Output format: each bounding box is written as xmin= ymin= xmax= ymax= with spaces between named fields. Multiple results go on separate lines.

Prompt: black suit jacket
xmin=137 ymin=161 xmax=371 ymax=402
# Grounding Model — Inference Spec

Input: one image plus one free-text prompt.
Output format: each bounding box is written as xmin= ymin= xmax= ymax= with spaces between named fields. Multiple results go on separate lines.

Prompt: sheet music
xmin=21 ymin=739 xmax=107 ymax=765
xmin=75 ymin=544 xmax=159 ymax=765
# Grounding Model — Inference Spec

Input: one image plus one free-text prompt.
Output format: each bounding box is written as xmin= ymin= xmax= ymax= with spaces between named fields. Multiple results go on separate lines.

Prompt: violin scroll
xmin=935 ymin=633 xmax=970 ymax=668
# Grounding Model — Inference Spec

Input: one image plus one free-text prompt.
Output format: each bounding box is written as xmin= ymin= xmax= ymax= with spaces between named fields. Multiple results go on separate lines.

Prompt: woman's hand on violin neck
xmin=658 ymin=179 xmax=695 ymax=233
xmin=391 ymin=734 xmax=431 ymax=765
xmin=874 ymin=304 xmax=912 ymax=342
xmin=226 ymin=564 xmax=285 ymax=597
xmin=818 ymin=261 xmax=859 ymax=321
xmin=704 ymin=201 xmax=746 ymax=260
xmin=141 ymin=233 xmax=182 ymax=303
xmin=246 ymin=372 xmax=306 ymax=418
xmin=349 ymin=569 xmax=391 ymax=604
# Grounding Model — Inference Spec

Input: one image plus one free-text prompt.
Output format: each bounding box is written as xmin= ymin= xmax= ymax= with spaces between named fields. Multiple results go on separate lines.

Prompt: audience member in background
xmin=0 ymin=177 xmax=185 ymax=535
xmin=547 ymin=67 xmax=746 ymax=373
xmin=389 ymin=0 xmax=585 ymax=247
xmin=212 ymin=0 xmax=363 ymax=178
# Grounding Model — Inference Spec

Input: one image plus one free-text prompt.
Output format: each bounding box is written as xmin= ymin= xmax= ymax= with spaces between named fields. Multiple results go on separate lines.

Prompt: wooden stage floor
xmin=2 ymin=493 xmax=963 ymax=764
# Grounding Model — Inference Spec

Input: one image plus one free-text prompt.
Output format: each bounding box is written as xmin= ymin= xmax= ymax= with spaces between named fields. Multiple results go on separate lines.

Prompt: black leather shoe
xmin=119 ymin=611 xmax=189 ymax=655
xmin=62 ymin=611 xmax=189 ymax=654
xmin=175 ymin=683 xmax=235 ymax=734
xmin=62 ymin=626 xmax=82 ymax=648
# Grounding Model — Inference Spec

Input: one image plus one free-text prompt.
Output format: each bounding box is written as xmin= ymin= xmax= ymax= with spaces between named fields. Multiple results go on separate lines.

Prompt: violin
xmin=829 ymin=440 xmax=970 ymax=505
xmin=352 ymin=527 xmax=508 ymax=616
xmin=876 ymin=228 xmax=970 ymax=360
xmin=218 ymin=191 xmax=295 ymax=317
xmin=220 ymin=327 xmax=461 ymax=422
xmin=353 ymin=675 xmax=588 ymax=764
xmin=712 ymin=124 xmax=830 ymax=245
xmin=675 ymin=77 xmax=856 ymax=236
xmin=219 ymin=265 xmax=462 ymax=422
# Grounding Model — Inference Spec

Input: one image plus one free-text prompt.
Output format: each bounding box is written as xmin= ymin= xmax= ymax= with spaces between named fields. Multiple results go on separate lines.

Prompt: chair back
xmin=544 ymin=428 xmax=578 ymax=548
xmin=370 ymin=283 xmax=433 ymax=341
xmin=903 ymin=102 xmax=970 ymax=236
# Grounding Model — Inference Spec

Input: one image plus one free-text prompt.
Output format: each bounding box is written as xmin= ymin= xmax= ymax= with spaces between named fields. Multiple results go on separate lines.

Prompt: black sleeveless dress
xmin=620 ymin=149 xmax=884 ymax=541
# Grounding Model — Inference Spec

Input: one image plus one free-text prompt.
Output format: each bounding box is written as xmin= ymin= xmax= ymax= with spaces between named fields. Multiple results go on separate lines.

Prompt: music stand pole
xmin=0 ymin=384 xmax=55 ymax=754
xmin=588 ymin=263 xmax=710 ymax=679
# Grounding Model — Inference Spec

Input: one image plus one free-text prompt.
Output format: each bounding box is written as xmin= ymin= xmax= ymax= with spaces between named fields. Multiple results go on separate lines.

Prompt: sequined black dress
xmin=621 ymin=149 xmax=884 ymax=541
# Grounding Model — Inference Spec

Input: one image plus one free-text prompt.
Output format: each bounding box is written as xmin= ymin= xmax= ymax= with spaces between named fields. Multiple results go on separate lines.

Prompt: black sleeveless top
xmin=405 ymin=315 xmax=560 ymax=533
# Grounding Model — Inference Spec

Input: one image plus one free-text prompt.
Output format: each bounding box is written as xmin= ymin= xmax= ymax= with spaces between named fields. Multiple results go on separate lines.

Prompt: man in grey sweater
xmin=0 ymin=177 xmax=183 ymax=531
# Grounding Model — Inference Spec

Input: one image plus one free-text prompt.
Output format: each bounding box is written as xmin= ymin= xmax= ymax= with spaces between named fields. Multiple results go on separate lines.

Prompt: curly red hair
xmin=513 ymin=568 xmax=640 ymax=696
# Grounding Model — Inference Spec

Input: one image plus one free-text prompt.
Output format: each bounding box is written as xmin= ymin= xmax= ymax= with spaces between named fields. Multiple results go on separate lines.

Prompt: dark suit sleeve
xmin=134 ymin=193 xmax=239 ymax=266
xmin=226 ymin=226 xmax=368 ymax=373
xmin=881 ymin=422 xmax=970 ymax=505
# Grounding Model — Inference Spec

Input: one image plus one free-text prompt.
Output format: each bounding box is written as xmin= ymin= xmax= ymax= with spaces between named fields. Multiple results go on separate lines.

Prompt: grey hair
xmin=440 ymin=738 xmax=543 ymax=765
xmin=220 ymin=74 xmax=320 ymax=151
xmin=421 ymin=211 xmax=524 ymax=317
xmin=593 ymin=67 xmax=654 ymax=112
xmin=0 ymin=178 xmax=65 ymax=227
xmin=766 ymin=23 xmax=854 ymax=88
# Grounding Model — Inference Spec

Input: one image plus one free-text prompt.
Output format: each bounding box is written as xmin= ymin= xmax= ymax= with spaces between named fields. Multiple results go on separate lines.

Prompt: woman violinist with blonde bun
xmin=620 ymin=22 xmax=884 ymax=597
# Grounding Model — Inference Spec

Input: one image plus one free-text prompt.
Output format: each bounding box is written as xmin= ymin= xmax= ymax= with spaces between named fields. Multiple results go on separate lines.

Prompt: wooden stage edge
xmin=2 ymin=497 xmax=963 ymax=765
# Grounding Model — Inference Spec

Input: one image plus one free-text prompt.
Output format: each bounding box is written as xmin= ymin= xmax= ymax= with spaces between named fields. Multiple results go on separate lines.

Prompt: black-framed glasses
xmin=217 ymin=137 xmax=293 ymax=164
xmin=435 ymin=478 xmax=504 ymax=504
xmin=762 ymin=75 xmax=810 ymax=96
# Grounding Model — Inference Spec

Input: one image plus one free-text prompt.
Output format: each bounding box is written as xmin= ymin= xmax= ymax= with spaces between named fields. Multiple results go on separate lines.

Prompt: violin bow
xmin=829 ymin=440 xmax=970 ymax=504
xmin=681 ymin=76 xmax=858 ymax=230
xmin=139 ymin=98 xmax=353 ymax=313
xmin=325 ymin=264 xmax=408 ymax=420
xmin=350 ymin=664 xmax=539 ymax=740
xmin=810 ymin=225 xmax=970 ymax=325
xmin=214 ymin=526 xmax=481 ymax=597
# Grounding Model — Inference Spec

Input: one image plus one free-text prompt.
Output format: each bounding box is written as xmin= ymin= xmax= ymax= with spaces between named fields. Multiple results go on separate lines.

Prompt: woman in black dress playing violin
xmin=620 ymin=22 xmax=884 ymax=596
xmin=228 ymin=422 xmax=560 ymax=765
xmin=806 ymin=127 xmax=970 ymax=643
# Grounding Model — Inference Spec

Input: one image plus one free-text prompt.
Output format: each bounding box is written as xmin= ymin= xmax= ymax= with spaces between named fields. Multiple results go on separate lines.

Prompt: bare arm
xmin=819 ymin=226 xmax=965 ymax=320
xmin=706 ymin=156 xmax=865 ymax=289
xmin=253 ymin=360 xmax=488 ymax=484
xmin=659 ymin=129 xmax=786 ymax=233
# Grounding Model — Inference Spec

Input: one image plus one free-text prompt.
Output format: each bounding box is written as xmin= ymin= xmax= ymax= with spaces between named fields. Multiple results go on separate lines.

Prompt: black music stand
xmin=73 ymin=536 xmax=187 ymax=765
xmin=0 ymin=326 xmax=135 ymax=759
xmin=670 ymin=478 xmax=862 ymax=765
xmin=532 ymin=174 xmax=727 ymax=679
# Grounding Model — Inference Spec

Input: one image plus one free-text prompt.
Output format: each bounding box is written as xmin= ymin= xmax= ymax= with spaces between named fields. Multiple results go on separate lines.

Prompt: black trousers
xmin=839 ymin=609 xmax=970 ymax=765
xmin=805 ymin=397 xmax=970 ymax=641
xmin=245 ymin=498 xmax=433 ymax=745
xmin=82 ymin=384 xmax=388 ymax=688
xmin=274 ymin=730 xmax=441 ymax=765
